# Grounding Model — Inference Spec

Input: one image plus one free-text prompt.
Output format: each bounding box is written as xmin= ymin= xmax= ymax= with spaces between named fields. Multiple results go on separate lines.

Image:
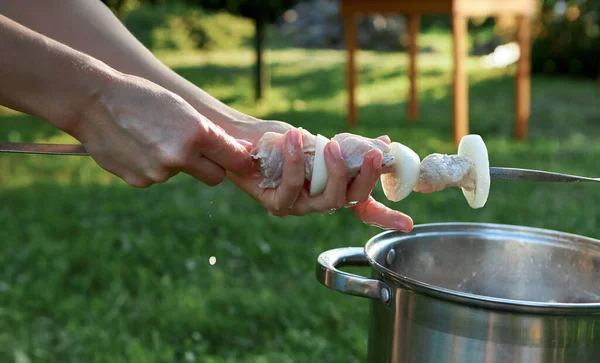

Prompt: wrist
xmin=52 ymin=55 xmax=120 ymax=137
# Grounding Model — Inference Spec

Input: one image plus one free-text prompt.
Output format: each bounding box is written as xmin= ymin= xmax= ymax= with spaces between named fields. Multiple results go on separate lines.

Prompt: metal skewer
xmin=0 ymin=142 xmax=88 ymax=156
xmin=488 ymin=167 xmax=600 ymax=183
xmin=1 ymin=142 xmax=599 ymax=183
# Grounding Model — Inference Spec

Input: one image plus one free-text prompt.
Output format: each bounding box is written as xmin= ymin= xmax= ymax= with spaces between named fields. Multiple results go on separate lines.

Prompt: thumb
xmin=199 ymin=121 xmax=254 ymax=175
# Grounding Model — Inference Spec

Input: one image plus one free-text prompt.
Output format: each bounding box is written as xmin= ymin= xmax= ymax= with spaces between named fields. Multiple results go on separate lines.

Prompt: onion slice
xmin=310 ymin=134 xmax=330 ymax=196
xmin=381 ymin=142 xmax=421 ymax=202
xmin=457 ymin=134 xmax=490 ymax=209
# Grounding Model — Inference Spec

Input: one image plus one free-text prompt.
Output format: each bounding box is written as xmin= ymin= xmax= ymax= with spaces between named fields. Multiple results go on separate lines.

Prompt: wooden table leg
xmin=452 ymin=14 xmax=468 ymax=145
xmin=344 ymin=13 xmax=358 ymax=127
xmin=408 ymin=14 xmax=420 ymax=121
xmin=515 ymin=14 xmax=531 ymax=140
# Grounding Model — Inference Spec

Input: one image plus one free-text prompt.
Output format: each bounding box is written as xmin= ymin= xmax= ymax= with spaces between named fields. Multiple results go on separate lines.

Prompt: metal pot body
xmin=367 ymin=277 xmax=600 ymax=362
xmin=316 ymin=223 xmax=600 ymax=363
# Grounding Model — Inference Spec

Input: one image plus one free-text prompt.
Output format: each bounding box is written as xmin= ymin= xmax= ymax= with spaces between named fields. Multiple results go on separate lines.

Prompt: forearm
xmin=0 ymin=14 xmax=115 ymax=133
xmin=0 ymin=0 xmax=260 ymax=136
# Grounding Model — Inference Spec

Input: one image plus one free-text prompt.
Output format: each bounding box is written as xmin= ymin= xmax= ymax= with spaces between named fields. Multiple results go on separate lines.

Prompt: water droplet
xmin=209 ymin=256 xmax=217 ymax=265
xmin=209 ymin=214 xmax=212 ymax=218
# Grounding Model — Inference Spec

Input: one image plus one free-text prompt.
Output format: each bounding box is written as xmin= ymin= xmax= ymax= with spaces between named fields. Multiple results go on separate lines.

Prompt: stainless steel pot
xmin=316 ymin=223 xmax=600 ymax=363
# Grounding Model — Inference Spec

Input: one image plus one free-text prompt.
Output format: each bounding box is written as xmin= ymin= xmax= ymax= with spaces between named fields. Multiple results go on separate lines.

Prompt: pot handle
xmin=316 ymin=247 xmax=391 ymax=304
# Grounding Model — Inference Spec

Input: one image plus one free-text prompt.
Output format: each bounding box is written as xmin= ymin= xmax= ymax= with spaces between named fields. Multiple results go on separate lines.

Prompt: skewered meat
xmin=251 ymin=129 xmax=491 ymax=209
xmin=413 ymin=154 xmax=476 ymax=193
xmin=250 ymin=130 xmax=395 ymax=189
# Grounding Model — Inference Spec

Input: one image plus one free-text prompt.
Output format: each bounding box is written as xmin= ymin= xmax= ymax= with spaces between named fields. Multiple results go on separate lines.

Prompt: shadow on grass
xmin=167 ymin=52 xmax=600 ymax=144
xmin=0 ymin=174 xmax=376 ymax=362
xmin=260 ymin=68 xmax=600 ymax=144
xmin=270 ymin=61 xmax=445 ymax=104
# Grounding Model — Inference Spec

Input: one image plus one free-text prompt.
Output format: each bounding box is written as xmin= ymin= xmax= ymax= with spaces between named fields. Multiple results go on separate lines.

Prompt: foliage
xmin=195 ymin=0 xmax=302 ymax=100
xmin=100 ymin=0 xmax=142 ymax=18
xmin=122 ymin=2 xmax=254 ymax=51
xmin=2 ymin=31 xmax=600 ymax=362
xmin=531 ymin=0 xmax=600 ymax=79
xmin=197 ymin=0 xmax=299 ymax=22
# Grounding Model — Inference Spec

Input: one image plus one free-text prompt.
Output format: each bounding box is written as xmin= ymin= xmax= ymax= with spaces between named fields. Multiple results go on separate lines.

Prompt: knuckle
xmin=190 ymin=120 xmax=209 ymax=143
xmin=147 ymin=168 xmax=171 ymax=184
xmin=155 ymin=146 xmax=186 ymax=169
xmin=270 ymin=206 xmax=290 ymax=217
xmin=124 ymin=174 xmax=153 ymax=188
xmin=206 ymin=170 xmax=226 ymax=186
xmin=330 ymin=197 xmax=346 ymax=210
xmin=191 ymin=119 xmax=222 ymax=150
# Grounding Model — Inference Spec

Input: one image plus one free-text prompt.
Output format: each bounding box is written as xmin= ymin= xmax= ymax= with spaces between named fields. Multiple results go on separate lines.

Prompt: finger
xmin=377 ymin=135 xmax=391 ymax=144
xmin=346 ymin=148 xmax=383 ymax=204
xmin=301 ymin=140 xmax=348 ymax=213
xmin=351 ymin=196 xmax=413 ymax=231
xmin=122 ymin=174 xmax=153 ymax=188
xmin=182 ymin=155 xmax=226 ymax=186
xmin=236 ymin=138 xmax=253 ymax=151
xmin=89 ymin=154 xmax=154 ymax=188
xmin=272 ymin=128 xmax=305 ymax=215
xmin=197 ymin=119 xmax=253 ymax=174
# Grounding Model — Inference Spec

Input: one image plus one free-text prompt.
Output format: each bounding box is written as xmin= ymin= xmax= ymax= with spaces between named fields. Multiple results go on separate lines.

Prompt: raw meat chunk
xmin=250 ymin=130 xmax=395 ymax=189
xmin=413 ymin=153 xmax=476 ymax=193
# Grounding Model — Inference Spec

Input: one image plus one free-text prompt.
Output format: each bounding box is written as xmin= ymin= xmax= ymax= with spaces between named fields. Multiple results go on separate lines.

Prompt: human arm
xmin=0 ymin=0 xmax=275 ymax=139
xmin=0 ymin=0 xmax=413 ymax=230
xmin=0 ymin=13 xmax=253 ymax=187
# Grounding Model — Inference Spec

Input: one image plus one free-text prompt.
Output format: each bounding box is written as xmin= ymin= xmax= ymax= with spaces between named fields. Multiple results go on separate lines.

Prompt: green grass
xmin=2 ymin=27 xmax=600 ymax=362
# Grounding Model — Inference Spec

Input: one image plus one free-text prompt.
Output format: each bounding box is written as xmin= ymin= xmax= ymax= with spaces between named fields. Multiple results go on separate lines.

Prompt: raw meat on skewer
xmin=381 ymin=134 xmax=490 ymax=208
xmin=251 ymin=129 xmax=491 ymax=209
xmin=250 ymin=130 xmax=395 ymax=193
xmin=413 ymin=154 xmax=476 ymax=194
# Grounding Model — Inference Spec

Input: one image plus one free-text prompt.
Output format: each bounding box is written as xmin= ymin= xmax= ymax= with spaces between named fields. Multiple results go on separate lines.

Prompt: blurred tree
xmin=196 ymin=0 xmax=300 ymax=101
xmin=101 ymin=0 xmax=133 ymax=18
xmin=531 ymin=0 xmax=600 ymax=79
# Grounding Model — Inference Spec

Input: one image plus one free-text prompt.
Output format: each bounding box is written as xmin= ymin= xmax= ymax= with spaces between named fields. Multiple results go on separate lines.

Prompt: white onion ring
xmin=457 ymin=134 xmax=490 ymax=209
xmin=309 ymin=134 xmax=329 ymax=196
xmin=380 ymin=142 xmax=421 ymax=202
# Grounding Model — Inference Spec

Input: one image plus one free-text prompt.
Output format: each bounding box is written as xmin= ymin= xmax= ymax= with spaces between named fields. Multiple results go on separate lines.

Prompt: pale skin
xmin=0 ymin=0 xmax=413 ymax=231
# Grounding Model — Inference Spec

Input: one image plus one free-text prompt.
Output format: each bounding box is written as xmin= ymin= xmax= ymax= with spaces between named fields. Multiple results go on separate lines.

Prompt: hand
xmin=71 ymin=73 xmax=253 ymax=188
xmin=227 ymin=124 xmax=413 ymax=231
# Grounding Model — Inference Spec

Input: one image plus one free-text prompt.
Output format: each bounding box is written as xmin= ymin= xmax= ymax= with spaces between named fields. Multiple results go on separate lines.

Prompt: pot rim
xmin=364 ymin=222 xmax=600 ymax=315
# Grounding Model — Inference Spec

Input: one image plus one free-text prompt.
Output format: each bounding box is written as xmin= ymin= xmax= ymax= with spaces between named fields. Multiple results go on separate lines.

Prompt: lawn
xmin=1 ymin=26 xmax=600 ymax=362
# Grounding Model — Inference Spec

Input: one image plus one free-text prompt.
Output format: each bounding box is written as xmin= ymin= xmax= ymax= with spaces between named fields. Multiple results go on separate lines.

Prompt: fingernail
xmin=328 ymin=141 xmax=342 ymax=159
xmin=395 ymin=217 xmax=414 ymax=232
xmin=236 ymin=139 xmax=253 ymax=151
xmin=287 ymin=129 xmax=301 ymax=153
xmin=378 ymin=135 xmax=391 ymax=144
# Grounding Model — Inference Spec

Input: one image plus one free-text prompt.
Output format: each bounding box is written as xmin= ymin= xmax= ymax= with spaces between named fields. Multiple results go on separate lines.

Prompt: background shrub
xmin=122 ymin=2 xmax=254 ymax=51
xmin=531 ymin=0 xmax=600 ymax=79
